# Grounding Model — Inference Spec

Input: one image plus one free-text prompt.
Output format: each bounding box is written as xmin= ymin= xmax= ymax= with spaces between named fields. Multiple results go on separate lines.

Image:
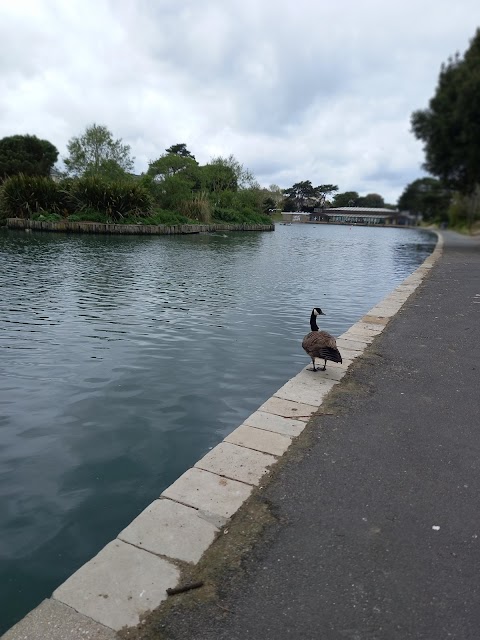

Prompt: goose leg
xmin=322 ymin=359 xmax=327 ymax=371
xmin=308 ymin=358 xmax=317 ymax=372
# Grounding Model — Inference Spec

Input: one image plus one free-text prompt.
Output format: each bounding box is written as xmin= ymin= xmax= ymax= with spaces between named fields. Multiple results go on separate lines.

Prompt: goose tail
xmin=318 ymin=347 xmax=342 ymax=363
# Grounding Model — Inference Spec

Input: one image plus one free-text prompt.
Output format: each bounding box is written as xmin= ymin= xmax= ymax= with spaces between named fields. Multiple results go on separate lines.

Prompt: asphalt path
xmin=138 ymin=231 xmax=480 ymax=640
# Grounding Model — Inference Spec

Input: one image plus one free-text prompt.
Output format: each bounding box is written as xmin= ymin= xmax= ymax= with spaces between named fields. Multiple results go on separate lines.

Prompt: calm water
xmin=0 ymin=224 xmax=435 ymax=631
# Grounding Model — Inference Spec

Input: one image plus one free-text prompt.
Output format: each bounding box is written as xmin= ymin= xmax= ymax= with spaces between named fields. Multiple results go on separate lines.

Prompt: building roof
xmin=325 ymin=207 xmax=398 ymax=214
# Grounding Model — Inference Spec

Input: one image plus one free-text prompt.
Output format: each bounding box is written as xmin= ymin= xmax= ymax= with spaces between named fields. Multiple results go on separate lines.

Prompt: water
xmin=0 ymin=224 xmax=435 ymax=631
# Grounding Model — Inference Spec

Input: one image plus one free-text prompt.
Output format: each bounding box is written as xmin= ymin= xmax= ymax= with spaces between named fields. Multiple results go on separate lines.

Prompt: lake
xmin=0 ymin=223 xmax=435 ymax=631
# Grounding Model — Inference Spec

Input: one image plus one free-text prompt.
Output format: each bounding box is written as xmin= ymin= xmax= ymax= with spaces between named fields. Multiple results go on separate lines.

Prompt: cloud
xmin=1 ymin=0 xmax=479 ymax=202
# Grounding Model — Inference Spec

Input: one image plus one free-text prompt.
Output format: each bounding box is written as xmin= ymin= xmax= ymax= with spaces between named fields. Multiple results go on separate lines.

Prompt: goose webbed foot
xmin=307 ymin=366 xmax=318 ymax=372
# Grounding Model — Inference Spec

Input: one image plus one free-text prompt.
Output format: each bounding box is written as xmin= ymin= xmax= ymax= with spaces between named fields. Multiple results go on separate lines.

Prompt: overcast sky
xmin=1 ymin=1 xmax=479 ymax=203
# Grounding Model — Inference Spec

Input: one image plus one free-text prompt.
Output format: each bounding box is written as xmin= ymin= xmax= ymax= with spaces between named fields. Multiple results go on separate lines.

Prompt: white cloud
xmin=1 ymin=0 xmax=479 ymax=202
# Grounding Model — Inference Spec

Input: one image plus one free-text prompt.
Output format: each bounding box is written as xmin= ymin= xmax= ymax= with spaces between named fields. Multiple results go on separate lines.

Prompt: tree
xmin=200 ymin=163 xmax=238 ymax=192
xmin=411 ymin=28 xmax=480 ymax=193
xmin=313 ymin=184 xmax=338 ymax=209
xmin=283 ymin=181 xmax=315 ymax=210
xmin=209 ymin=155 xmax=256 ymax=189
xmin=148 ymin=153 xmax=199 ymax=182
xmin=332 ymin=191 xmax=360 ymax=207
xmin=357 ymin=193 xmax=385 ymax=208
xmin=398 ymin=177 xmax=450 ymax=222
xmin=64 ymin=124 xmax=134 ymax=177
xmin=165 ymin=143 xmax=195 ymax=160
xmin=0 ymin=134 xmax=58 ymax=181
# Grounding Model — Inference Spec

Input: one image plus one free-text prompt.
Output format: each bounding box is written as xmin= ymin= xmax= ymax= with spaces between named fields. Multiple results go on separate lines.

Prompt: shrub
xmin=178 ymin=193 xmax=212 ymax=223
xmin=69 ymin=177 xmax=152 ymax=221
xmin=0 ymin=174 xmax=68 ymax=219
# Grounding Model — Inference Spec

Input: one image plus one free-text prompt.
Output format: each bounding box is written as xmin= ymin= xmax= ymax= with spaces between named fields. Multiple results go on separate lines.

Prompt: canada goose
xmin=302 ymin=308 xmax=342 ymax=372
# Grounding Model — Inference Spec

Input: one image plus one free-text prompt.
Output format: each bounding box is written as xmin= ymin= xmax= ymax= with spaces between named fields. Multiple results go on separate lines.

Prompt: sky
xmin=1 ymin=1 xmax=479 ymax=204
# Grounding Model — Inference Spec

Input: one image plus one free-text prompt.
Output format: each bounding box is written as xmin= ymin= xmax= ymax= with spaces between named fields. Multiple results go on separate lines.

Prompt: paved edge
xmin=1 ymin=231 xmax=442 ymax=638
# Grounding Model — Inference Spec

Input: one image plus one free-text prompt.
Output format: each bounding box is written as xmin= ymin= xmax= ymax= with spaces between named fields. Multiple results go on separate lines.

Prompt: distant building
xmin=308 ymin=207 xmax=417 ymax=226
xmin=281 ymin=211 xmax=312 ymax=223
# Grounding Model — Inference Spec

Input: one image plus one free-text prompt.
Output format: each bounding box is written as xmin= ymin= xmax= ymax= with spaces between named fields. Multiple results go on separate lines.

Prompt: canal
xmin=0 ymin=224 xmax=435 ymax=631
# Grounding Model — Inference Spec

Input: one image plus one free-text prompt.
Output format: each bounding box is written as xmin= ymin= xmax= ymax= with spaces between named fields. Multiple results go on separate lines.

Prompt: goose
xmin=302 ymin=308 xmax=342 ymax=372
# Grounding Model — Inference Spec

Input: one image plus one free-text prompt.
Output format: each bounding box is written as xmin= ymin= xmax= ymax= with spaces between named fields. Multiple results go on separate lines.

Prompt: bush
xmin=69 ymin=176 xmax=152 ymax=221
xmin=178 ymin=193 xmax=212 ymax=223
xmin=0 ymin=174 xmax=68 ymax=219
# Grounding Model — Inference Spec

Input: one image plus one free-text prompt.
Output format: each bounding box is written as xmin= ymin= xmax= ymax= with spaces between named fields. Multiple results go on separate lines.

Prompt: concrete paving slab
xmin=274 ymin=377 xmax=337 ymax=406
xmin=1 ymin=599 xmax=116 ymax=640
xmin=195 ymin=442 xmax=277 ymax=486
xmin=361 ymin=314 xmax=390 ymax=325
xmin=256 ymin=398 xmax=317 ymax=422
xmin=244 ymin=408 xmax=308 ymax=434
xmin=348 ymin=322 xmax=384 ymax=334
xmin=336 ymin=337 xmax=369 ymax=352
xmin=297 ymin=365 xmax=348 ymax=382
xmin=53 ymin=540 xmax=179 ymax=631
xmin=225 ymin=425 xmax=292 ymax=456
xmin=118 ymin=498 xmax=219 ymax=564
xmin=161 ymin=467 xmax=252 ymax=525
xmin=339 ymin=331 xmax=374 ymax=344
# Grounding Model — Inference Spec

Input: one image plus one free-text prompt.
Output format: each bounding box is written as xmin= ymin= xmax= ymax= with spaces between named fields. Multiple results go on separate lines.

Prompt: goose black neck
xmin=310 ymin=311 xmax=319 ymax=332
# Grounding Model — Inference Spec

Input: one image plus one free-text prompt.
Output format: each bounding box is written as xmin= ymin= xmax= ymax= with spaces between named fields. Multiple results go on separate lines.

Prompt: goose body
xmin=302 ymin=307 xmax=342 ymax=372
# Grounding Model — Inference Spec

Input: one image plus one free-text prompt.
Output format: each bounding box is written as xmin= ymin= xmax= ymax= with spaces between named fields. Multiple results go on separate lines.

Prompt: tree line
xmin=0 ymin=127 xmax=273 ymax=225
xmin=402 ymin=27 xmax=480 ymax=229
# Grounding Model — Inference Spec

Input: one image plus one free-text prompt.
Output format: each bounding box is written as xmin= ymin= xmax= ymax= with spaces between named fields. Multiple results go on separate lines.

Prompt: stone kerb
xmin=1 ymin=232 xmax=443 ymax=639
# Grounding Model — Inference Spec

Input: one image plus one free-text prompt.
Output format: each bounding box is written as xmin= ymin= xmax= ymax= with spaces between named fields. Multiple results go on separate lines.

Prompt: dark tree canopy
xmin=357 ymin=193 xmax=385 ymax=208
xmin=411 ymin=28 xmax=480 ymax=194
xmin=0 ymin=134 xmax=58 ymax=180
xmin=165 ymin=143 xmax=195 ymax=160
xmin=397 ymin=177 xmax=450 ymax=222
xmin=332 ymin=191 xmax=360 ymax=207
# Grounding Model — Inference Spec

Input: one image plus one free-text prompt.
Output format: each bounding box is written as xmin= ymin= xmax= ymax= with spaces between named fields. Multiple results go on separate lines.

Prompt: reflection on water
xmin=0 ymin=224 xmax=435 ymax=631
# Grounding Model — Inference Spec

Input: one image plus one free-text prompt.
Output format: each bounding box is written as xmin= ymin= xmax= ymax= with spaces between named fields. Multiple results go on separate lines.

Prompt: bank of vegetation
xmin=0 ymin=132 xmax=272 ymax=228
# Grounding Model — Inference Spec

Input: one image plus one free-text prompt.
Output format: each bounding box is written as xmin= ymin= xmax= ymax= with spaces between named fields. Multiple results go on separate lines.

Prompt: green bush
xmin=69 ymin=177 xmax=152 ymax=221
xmin=68 ymin=209 xmax=109 ymax=223
xmin=0 ymin=174 xmax=68 ymax=219
xmin=31 ymin=212 xmax=63 ymax=222
xmin=178 ymin=193 xmax=212 ymax=223
xmin=134 ymin=209 xmax=193 ymax=225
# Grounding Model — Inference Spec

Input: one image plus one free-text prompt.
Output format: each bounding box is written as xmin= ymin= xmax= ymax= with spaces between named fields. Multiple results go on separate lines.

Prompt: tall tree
xmin=209 ymin=155 xmax=256 ymax=189
xmin=64 ymin=124 xmax=134 ymax=177
xmin=0 ymin=134 xmax=58 ymax=181
xmin=148 ymin=153 xmax=199 ymax=183
xmin=283 ymin=181 xmax=315 ymax=210
xmin=357 ymin=193 xmax=385 ymax=208
xmin=398 ymin=177 xmax=450 ymax=221
xmin=313 ymin=184 xmax=338 ymax=208
xmin=165 ymin=143 xmax=195 ymax=160
xmin=411 ymin=28 xmax=480 ymax=193
xmin=332 ymin=191 xmax=360 ymax=207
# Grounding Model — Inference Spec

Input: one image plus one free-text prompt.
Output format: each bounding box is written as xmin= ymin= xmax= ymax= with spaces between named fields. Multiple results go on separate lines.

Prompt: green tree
xmin=313 ymin=184 xmax=338 ymax=208
xmin=332 ymin=191 xmax=359 ymax=207
xmin=209 ymin=154 xmax=256 ymax=189
xmin=148 ymin=153 xmax=199 ymax=182
xmin=165 ymin=143 xmax=195 ymax=160
xmin=200 ymin=163 xmax=238 ymax=192
xmin=64 ymin=124 xmax=134 ymax=177
xmin=0 ymin=134 xmax=58 ymax=181
xmin=283 ymin=181 xmax=315 ymax=210
xmin=411 ymin=28 xmax=480 ymax=193
xmin=397 ymin=177 xmax=450 ymax=222
xmin=357 ymin=193 xmax=385 ymax=208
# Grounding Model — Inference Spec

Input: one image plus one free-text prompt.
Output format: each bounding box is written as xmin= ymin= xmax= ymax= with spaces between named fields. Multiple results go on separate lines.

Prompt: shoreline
xmin=5 ymin=219 xmax=274 ymax=235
